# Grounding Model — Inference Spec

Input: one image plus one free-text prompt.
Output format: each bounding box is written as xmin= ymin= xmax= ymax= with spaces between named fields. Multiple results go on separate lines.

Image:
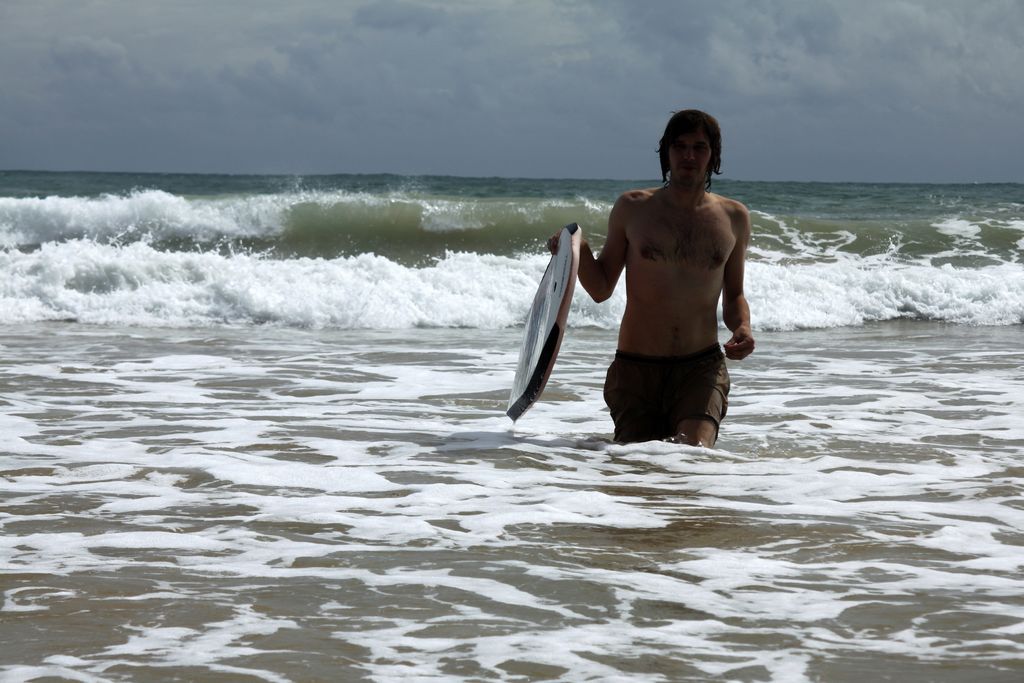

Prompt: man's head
xmin=658 ymin=110 xmax=722 ymax=190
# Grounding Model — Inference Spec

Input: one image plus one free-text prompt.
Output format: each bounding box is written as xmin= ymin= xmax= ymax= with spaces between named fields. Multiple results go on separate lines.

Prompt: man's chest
xmin=628 ymin=213 xmax=734 ymax=269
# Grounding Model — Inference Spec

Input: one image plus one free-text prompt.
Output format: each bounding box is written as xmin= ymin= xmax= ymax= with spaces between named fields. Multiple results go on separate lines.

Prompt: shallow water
xmin=1 ymin=321 xmax=1023 ymax=682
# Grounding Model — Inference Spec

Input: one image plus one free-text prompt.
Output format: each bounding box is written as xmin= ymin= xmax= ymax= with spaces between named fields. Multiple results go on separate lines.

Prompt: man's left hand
xmin=724 ymin=329 xmax=755 ymax=360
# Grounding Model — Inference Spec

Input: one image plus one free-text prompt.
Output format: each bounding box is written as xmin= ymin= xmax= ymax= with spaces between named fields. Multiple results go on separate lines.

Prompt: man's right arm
xmin=577 ymin=194 xmax=629 ymax=303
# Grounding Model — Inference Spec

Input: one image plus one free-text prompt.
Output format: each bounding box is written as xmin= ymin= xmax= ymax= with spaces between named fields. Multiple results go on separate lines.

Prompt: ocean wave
xmin=0 ymin=189 xmax=611 ymax=259
xmin=0 ymin=189 xmax=284 ymax=246
xmin=750 ymin=211 xmax=1024 ymax=267
xmin=2 ymin=239 xmax=1021 ymax=330
xmin=748 ymin=259 xmax=1024 ymax=329
xmin=3 ymin=181 xmax=1022 ymax=268
xmin=0 ymin=240 xmax=553 ymax=328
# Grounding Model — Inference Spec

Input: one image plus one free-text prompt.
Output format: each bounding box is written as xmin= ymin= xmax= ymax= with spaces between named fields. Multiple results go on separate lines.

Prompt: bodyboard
xmin=507 ymin=222 xmax=581 ymax=421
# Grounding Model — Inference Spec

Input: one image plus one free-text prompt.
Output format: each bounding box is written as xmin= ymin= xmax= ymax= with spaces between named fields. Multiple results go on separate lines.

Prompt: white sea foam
xmin=934 ymin=217 xmax=983 ymax=238
xmin=1 ymin=238 xmax=1022 ymax=330
xmin=1 ymin=323 xmax=1022 ymax=681
xmin=748 ymin=258 xmax=1024 ymax=328
xmin=0 ymin=240 xmax=544 ymax=328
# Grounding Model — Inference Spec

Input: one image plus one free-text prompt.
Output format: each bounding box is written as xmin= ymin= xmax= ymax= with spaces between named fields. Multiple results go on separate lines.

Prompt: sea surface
xmin=1 ymin=171 xmax=1023 ymax=681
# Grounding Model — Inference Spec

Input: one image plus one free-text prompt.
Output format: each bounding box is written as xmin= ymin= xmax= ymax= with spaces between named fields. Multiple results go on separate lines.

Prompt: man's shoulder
xmin=708 ymin=193 xmax=751 ymax=236
xmin=616 ymin=187 xmax=661 ymax=205
xmin=610 ymin=188 xmax=660 ymax=224
xmin=708 ymin=192 xmax=749 ymax=216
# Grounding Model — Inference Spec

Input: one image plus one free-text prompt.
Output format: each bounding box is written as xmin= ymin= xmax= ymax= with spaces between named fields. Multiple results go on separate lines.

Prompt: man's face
xmin=668 ymin=130 xmax=712 ymax=188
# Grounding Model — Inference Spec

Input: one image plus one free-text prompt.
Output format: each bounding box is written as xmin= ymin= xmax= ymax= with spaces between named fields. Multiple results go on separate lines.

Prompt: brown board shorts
xmin=603 ymin=344 xmax=730 ymax=443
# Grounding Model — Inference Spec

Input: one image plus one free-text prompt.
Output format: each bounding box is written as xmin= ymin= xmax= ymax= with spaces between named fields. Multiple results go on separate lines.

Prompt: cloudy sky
xmin=1 ymin=0 xmax=1020 ymax=182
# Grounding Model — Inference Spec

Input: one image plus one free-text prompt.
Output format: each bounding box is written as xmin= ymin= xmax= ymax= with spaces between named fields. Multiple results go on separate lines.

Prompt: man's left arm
xmin=722 ymin=202 xmax=755 ymax=360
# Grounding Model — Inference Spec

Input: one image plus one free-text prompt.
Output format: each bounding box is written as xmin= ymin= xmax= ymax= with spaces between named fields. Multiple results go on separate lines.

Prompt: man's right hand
xmin=546 ymin=231 xmax=561 ymax=254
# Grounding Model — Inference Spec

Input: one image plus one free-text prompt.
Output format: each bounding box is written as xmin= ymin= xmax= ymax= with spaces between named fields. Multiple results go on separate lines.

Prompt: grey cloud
xmin=50 ymin=36 xmax=134 ymax=78
xmin=353 ymin=0 xmax=446 ymax=34
xmin=0 ymin=0 xmax=1020 ymax=181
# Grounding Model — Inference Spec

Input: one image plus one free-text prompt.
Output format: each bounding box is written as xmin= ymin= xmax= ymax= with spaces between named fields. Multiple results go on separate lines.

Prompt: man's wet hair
xmin=657 ymin=110 xmax=722 ymax=190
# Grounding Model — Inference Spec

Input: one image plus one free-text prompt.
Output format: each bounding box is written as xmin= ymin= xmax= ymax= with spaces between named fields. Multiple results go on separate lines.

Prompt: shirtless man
xmin=551 ymin=110 xmax=754 ymax=447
